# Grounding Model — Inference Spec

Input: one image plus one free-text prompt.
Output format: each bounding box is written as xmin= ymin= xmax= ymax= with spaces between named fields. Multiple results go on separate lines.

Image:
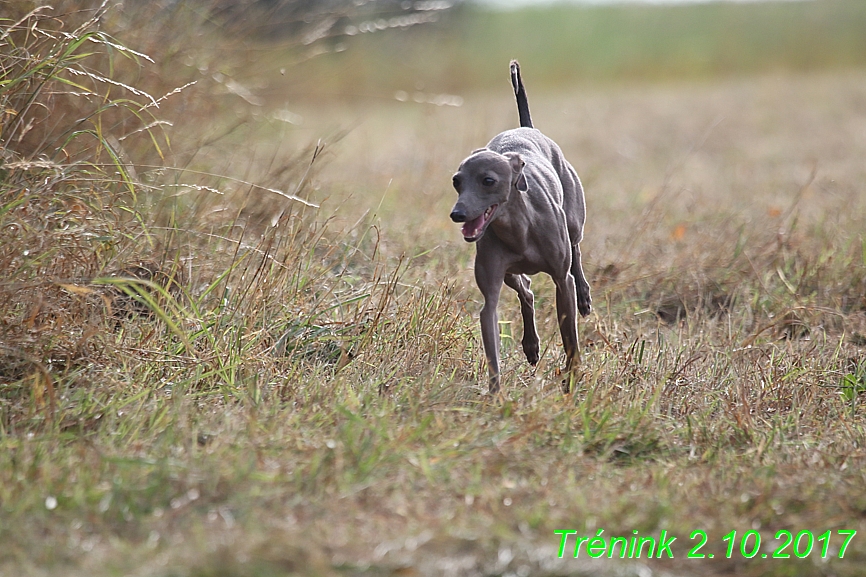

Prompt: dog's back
xmin=505 ymin=61 xmax=584 ymax=235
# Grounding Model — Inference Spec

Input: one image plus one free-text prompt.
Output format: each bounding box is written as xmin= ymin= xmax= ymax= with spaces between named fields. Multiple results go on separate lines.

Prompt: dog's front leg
xmin=476 ymin=258 xmax=505 ymax=393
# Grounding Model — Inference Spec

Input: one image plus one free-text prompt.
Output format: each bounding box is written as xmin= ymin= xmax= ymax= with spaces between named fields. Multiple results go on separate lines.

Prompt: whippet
xmin=450 ymin=60 xmax=591 ymax=393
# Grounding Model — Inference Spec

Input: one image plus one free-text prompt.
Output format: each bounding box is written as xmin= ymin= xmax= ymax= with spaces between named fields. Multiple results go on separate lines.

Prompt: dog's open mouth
xmin=461 ymin=204 xmax=498 ymax=242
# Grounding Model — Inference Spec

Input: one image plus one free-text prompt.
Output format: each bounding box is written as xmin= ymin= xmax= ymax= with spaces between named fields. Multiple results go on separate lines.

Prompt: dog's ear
xmin=515 ymin=171 xmax=527 ymax=193
xmin=505 ymin=152 xmax=528 ymax=192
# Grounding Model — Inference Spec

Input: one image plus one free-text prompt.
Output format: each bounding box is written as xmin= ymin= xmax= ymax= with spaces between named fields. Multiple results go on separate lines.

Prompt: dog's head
xmin=450 ymin=149 xmax=527 ymax=242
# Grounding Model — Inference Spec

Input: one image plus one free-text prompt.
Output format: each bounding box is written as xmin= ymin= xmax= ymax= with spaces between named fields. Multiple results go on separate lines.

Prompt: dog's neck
xmin=486 ymin=185 xmax=530 ymax=253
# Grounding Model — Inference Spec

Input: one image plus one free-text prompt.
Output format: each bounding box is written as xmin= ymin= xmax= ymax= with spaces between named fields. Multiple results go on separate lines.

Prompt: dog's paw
xmin=523 ymin=339 xmax=540 ymax=365
xmin=561 ymin=368 xmax=586 ymax=394
xmin=577 ymin=296 xmax=592 ymax=318
xmin=561 ymin=377 xmax=571 ymax=394
xmin=487 ymin=376 xmax=501 ymax=395
xmin=556 ymin=369 xmax=574 ymax=394
xmin=577 ymin=282 xmax=592 ymax=317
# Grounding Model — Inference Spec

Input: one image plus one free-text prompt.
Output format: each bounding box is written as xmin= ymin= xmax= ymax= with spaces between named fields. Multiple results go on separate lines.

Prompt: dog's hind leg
xmin=553 ymin=272 xmax=580 ymax=392
xmin=505 ymin=273 xmax=540 ymax=365
xmin=571 ymin=243 xmax=592 ymax=317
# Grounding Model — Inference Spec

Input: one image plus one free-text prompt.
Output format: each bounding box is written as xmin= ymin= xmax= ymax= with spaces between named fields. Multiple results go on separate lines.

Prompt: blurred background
xmin=5 ymin=0 xmax=866 ymax=331
xmin=88 ymin=0 xmax=865 ymax=226
xmin=54 ymin=0 xmax=866 ymax=120
xmin=7 ymin=0 xmax=865 ymax=341
xmin=278 ymin=0 xmax=866 ymax=95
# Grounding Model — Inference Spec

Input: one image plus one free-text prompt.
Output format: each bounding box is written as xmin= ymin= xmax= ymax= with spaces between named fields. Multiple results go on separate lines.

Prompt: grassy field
xmin=2 ymin=1 xmax=866 ymax=576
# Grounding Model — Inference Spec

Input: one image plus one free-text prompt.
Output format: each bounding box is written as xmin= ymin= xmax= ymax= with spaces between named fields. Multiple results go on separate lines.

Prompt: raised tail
xmin=509 ymin=60 xmax=533 ymax=129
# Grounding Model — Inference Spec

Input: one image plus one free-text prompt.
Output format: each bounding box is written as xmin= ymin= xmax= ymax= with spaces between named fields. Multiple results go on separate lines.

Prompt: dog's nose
xmin=450 ymin=208 xmax=467 ymax=223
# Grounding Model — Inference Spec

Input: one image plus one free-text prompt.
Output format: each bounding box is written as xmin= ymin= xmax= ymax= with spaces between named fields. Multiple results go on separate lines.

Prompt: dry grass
xmin=2 ymin=2 xmax=866 ymax=577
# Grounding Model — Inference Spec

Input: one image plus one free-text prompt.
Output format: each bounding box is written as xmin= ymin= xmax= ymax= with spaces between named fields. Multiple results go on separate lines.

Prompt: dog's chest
xmin=493 ymin=238 xmax=556 ymax=277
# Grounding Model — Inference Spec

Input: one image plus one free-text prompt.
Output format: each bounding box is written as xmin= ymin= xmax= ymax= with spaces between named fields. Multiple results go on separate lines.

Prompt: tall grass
xmin=0 ymin=0 xmax=465 ymax=428
xmin=1 ymin=3 xmax=166 ymax=425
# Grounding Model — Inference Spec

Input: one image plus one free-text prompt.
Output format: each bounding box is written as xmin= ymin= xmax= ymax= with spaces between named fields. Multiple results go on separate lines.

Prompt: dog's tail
xmin=510 ymin=60 xmax=533 ymax=129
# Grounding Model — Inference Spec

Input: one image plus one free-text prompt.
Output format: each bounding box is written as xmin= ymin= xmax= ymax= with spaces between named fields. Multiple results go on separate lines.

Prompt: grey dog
xmin=450 ymin=61 xmax=591 ymax=393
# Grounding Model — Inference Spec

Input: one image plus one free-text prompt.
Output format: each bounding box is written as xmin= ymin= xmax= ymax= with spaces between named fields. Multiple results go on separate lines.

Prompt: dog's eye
xmin=482 ymin=177 xmax=496 ymax=186
xmin=452 ymin=176 xmax=460 ymax=190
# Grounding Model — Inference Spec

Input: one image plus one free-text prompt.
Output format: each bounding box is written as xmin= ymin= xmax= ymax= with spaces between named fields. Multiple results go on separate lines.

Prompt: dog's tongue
xmin=462 ymin=214 xmax=485 ymax=239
